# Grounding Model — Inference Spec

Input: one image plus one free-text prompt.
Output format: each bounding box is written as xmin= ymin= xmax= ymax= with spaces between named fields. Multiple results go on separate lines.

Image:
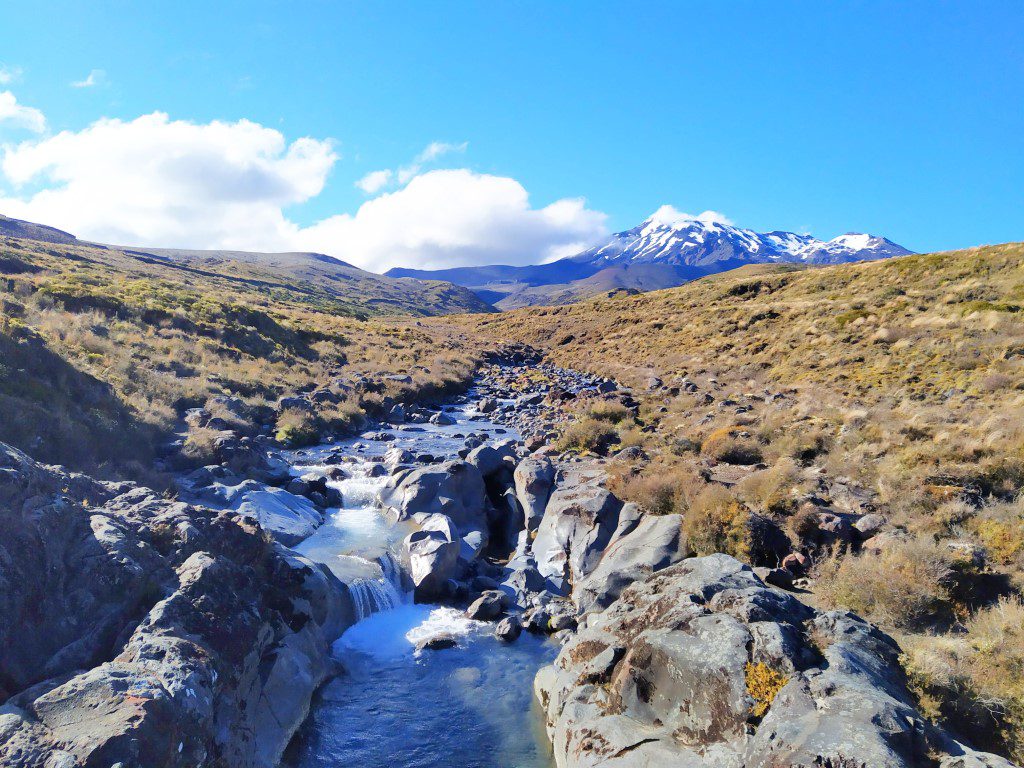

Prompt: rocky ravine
xmin=385 ymin=361 xmax=1017 ymax=768
xmin=0 ymin=351 xmax=1018 ymax=768
xmin=0 ymin=442 xmax=354 ymax=768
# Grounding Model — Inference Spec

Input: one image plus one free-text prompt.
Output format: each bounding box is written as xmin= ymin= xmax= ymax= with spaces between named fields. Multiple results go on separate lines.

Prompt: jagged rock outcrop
xmin=573 ymin=511 xmax=687 ymax=614
xmin=0 ymin=442 xmax=352 ymax=768
xmin=513 ymin=456 xmax=556 ymax=531
xmin=535 ymin=554 xmax=1014 ymax=768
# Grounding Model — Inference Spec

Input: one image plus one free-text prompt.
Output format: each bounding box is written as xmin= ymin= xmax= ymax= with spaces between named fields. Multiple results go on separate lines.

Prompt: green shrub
xmin=557 ymin=417 xmax=618 ymax=454
xmin=683 ymin=486 xmax=751 ymax=559
xmin=274 ymin=407 xmax=321 ymax=447
xmin=814 ymin=537 xmax=956 ymax=630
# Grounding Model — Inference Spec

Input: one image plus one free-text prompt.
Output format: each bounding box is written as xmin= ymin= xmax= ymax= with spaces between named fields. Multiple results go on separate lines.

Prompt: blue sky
xmin=0 ymin=1 xmax=1021 ymax=271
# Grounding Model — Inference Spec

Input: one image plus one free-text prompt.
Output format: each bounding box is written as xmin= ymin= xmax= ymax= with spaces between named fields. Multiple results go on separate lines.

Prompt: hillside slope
xmin=0 ymin=232 xmax=486 ymax=477
xmin=443 ymin=242 xmax=1024 ymax=759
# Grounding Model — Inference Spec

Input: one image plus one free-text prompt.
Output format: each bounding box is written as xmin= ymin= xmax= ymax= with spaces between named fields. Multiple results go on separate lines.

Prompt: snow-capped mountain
xmin=385 ymin=207 xmax=913 ymax=309
xmin=572 ymin=207 xmax=911 ymax=270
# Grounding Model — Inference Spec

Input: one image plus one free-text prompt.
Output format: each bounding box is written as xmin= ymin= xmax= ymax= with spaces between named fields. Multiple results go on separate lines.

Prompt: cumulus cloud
xmin=647 ymin=204 xmax=733 ymax=227
xmin=71 ymin=69 xmax=106 ymax=88
xmin=298 ymin=169 xmax=607 ymax=272
xmin=0 ymin=111 xmax=337 ymax=248
xmin=0 ymin=91 xmax=46 ymax=133
xmin=0 ymin=110 xmax=606 ymax=272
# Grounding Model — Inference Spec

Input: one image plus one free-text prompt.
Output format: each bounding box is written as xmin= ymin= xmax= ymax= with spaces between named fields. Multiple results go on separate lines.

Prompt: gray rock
xmin=535 ymin=554 xmax=1009 ymax=768
xmin=513 ymin=456 xmax=556 ymax=531
xmin=574 ymin=513 xmax=686 ymax=613
xmin=532 ymin=473 xmax=623 ymax=587
xmin=854 ymin=512 xmax=887 ymax=539
xmin=415 ymin=634 xmax=457 ymax=652
xmin=404 ymin=516 xmax=461 ymax=601
xmin=0 ymin=442 xmax=350 ymax=768
xmin=495 ymin=616 xmax=522 ymax=643
xmin=377 ymin=460 xmax=487 ymax=537
xmin=466 ymin=440 xmax=517 ymax=478
xmin=466 ymin=591 xmax=506 ymax=621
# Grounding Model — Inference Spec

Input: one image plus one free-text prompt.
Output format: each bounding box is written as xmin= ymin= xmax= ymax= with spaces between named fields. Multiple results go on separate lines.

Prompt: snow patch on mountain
xmin=570 ymin=211 xmax=912 ymax=270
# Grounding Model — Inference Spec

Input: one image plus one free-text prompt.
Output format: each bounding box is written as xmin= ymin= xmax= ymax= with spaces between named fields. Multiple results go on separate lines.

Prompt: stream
xmin=281 ymin=396 xmax=557 ymax=768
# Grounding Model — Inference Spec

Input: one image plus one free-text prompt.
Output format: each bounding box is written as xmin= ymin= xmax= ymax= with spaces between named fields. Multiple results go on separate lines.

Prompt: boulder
xmin=466 ymin=591 xmax=506 ymax=621
xmin=386 ymin=404 xmax=406 ymax=424
xmin=466 ymin=440 xmax=517 ymax=478
xmin=574 ymin=513 xmax=687 ymax=613
xmin=532 ymin=473 xmax=623 ymax=589
xmin=0 ymin=441 xmax=350 ymax=768
xmin=185 ymin=479 xmax=324 ymax=545
xmin=415 ymin=634 xmax=457 ymax=652
xmin=377 ymin=460 xmax=487 ymax=537
xmin=495 ymin=616 xmax=522 ymax=643
xmin=854 ymin=512 xmax=887 ymax=540
xmin=403 ymin=516 xmax=461 ymax=601
xmin=429 ymin=411 xmax=455 ymax=426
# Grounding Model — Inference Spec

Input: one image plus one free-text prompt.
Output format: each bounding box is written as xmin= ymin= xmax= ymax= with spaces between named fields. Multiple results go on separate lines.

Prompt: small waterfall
xmin=349 ymin=552 xmax=408 ymax=621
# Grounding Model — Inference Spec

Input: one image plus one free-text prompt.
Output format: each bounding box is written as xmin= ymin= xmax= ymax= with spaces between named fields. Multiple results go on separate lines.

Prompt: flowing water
xmin=282 ymin=398 xmax=557 ymax=768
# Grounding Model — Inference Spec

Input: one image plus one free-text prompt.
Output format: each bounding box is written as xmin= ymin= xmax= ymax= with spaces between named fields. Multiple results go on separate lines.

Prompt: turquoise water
xmin=284 ymin=398 xmax=557 ymax=768
xmin=283 ymin=604 xmax=556 ymax=768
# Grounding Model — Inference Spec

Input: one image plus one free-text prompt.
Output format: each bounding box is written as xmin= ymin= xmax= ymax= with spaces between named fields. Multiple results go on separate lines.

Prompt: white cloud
xmin=355 ymin=169 xmax=392 ymax=194
xmin=1 ymin=111 xmax=337 ymax=248
xmin=359 ymin=140 xmax=469 ymax=193
xmin=0 ymin=110 xmax=605 ymax=273
xmin=0 ymin=65 xmax=22 ymax=85
xmin=71 ymin=69 xmax=105 ymax=88
xmin=297 ymin=169 xmax=607 ymax=272
xmin=418 ymin=141 xmax=466 ymax=163
xmin=0 ymin=91 xmax=46 ymax=133
xmin=646 ymin=204 xmax=734 ymax=227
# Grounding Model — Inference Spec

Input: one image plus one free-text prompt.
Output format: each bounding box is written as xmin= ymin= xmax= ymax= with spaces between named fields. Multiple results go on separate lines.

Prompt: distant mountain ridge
xmin=387 ymin=208 xmax=913 ymax=309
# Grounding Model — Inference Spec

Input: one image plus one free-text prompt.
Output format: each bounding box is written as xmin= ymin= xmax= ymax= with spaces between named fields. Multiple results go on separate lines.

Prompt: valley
xmin=1 ymin=221 xmax=1022 ymax=767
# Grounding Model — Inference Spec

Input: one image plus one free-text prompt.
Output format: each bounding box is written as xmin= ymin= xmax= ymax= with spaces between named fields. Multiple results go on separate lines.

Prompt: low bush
xmin=181 ymin=426 xmax=223 ymax=466
xmin=610 ymin=464 xmax=706 ymax=516
xmin=556 ymin=417 xmax=618 ymax=454
xmin=745 ymin=662 xmax=789 ymax=719
xmin=586 ymin=400 xmax=632 ymax=423
xmin=274 ymin=407 xmax=321 ymax=447
xmin=701 ymin=426 xmax=763 ymax=465
xmin=320 ymin=399 xmax=367 ymax=436
xmin=683 ymin=486 xmax=751 ymax=559
xmin=814 ymin=537 xmax=957 ymax=630
xmin=736 ymin=458 xmax=802 ymax=516
xmin=902 ymin=597 xmax=1024 ymax=763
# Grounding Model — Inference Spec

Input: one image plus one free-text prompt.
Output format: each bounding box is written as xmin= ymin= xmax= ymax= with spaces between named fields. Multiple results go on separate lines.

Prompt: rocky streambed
xmin=0 ymin=354 xmax=1018 ymax=768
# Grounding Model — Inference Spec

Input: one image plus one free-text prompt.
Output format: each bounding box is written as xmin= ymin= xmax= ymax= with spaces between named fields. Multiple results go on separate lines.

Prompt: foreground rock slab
xmin=535 ymin=554 xmax=1016 ymax=768
xmin=0 ymin=442 xmax=353 ymax=768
